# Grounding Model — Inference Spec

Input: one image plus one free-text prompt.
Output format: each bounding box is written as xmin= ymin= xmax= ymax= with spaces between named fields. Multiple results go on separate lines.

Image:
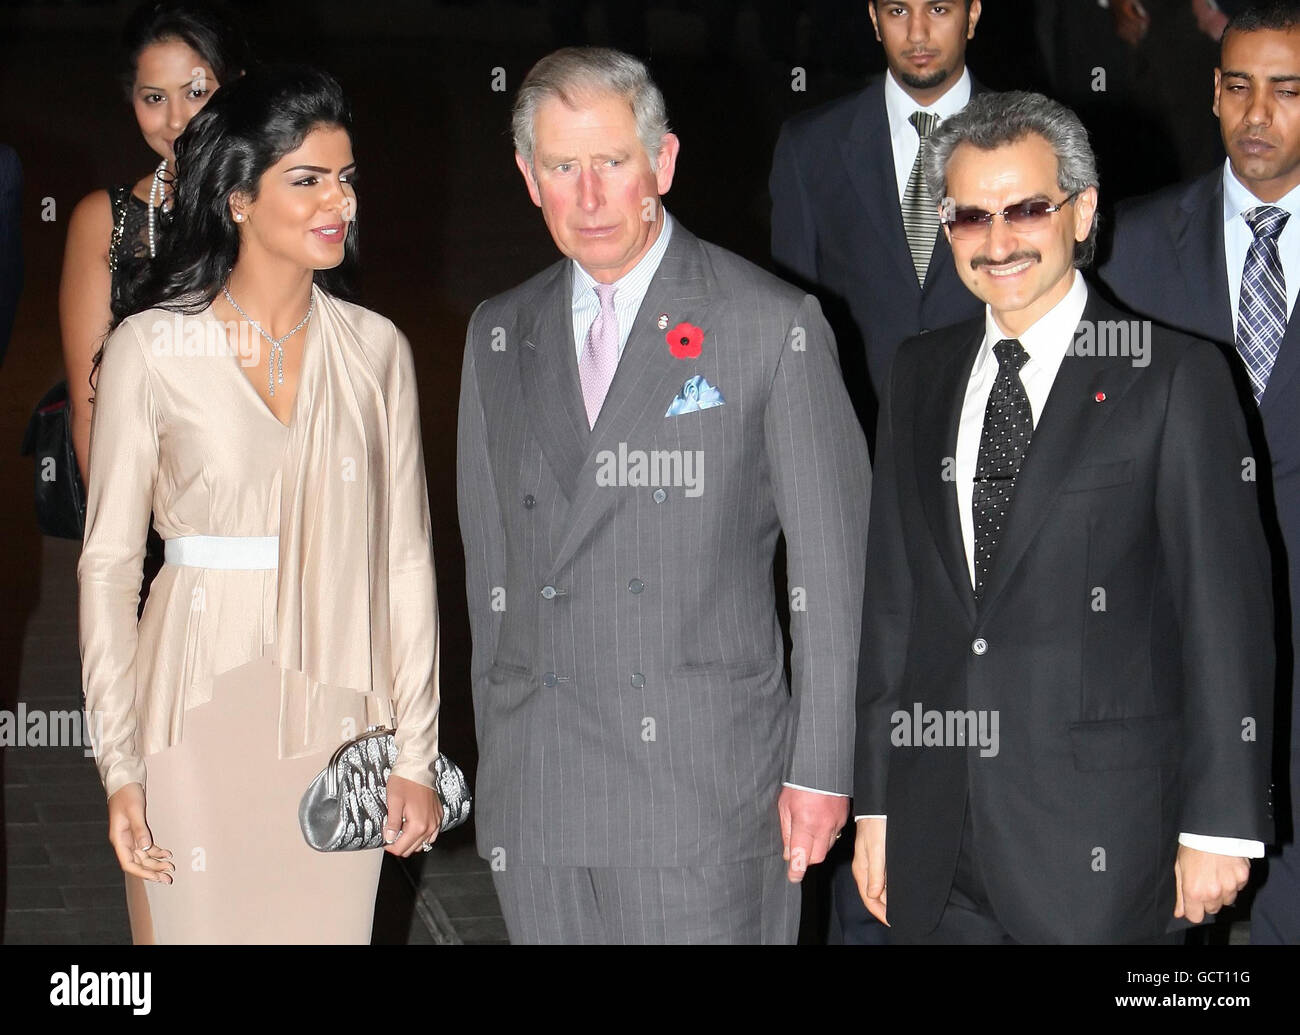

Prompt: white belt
xmin=163 ymin=535 xmax=279 ymax=570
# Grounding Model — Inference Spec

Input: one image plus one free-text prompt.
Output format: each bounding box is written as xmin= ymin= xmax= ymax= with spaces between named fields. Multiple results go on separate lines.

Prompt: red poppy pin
xmin=667 ymin=322 xmax=704 ymax=360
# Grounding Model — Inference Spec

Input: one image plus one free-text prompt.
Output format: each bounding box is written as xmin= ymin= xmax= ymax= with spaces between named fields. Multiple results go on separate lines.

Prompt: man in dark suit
xmin=770 ymin=0 xmax=985 ymax=432
xmin=1101 ymin=2 xmax=1300 ymax=944
xmin=0 ymin=144 xmax=21 ymax=366
xmin=854 ymin=90 xmax=1274 ymax=943
xmin=458 ymin=47 xmax=870 ymax=943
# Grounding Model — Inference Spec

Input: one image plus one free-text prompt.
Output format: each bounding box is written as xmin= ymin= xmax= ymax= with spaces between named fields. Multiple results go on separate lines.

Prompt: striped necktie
xmin=1236 ymin=205 xmax=1290 ymax=404
xmin=901 ymin=110 xmax=941 ymax=286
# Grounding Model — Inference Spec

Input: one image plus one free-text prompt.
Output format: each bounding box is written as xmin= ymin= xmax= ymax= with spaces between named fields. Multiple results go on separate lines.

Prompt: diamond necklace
xmin=221 ymin=285 xmax=315 ymax=396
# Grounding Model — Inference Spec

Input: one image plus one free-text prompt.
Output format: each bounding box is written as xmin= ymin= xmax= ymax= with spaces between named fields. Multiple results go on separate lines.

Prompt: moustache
xmin=970 ymin=250 xmax=1041 ymax=271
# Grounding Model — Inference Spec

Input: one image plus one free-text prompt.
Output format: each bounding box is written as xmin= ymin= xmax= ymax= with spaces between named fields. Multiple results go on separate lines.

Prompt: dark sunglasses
xmin=942 ymin=192 xmax=1080 ymax=239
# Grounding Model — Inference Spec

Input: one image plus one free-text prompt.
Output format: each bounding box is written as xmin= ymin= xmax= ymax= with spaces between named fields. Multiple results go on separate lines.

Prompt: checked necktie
xmin=901 ymin=110 xmax=941 ymax=286
xmin=578 ymin=282 xmax=618 ymax=428
xmin=973 ymin=338 xmax=1033 ymax=600
xmin=1236 ymin=205 xmax=1290 ymax=404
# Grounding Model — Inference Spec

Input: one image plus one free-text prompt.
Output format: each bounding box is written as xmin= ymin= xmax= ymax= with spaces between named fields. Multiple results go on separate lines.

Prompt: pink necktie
xmin=578 ymin=283 xmax=618 ymax=428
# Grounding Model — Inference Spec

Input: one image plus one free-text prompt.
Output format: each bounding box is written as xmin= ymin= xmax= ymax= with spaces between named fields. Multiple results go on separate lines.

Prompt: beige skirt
xmin=124 ymin=652 xmax=384 ymax=944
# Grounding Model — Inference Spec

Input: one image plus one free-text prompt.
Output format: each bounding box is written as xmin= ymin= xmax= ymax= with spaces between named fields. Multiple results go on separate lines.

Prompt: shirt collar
xmin=1222 ymin=158 xmax=1300 ymax=227
xmin=976 ymin=268 xmax=1089 ymax=375
xmin=884 ymin=66 xmax=972 ymax=139
xmin=571 ymin=208 xmax=675 ymax=304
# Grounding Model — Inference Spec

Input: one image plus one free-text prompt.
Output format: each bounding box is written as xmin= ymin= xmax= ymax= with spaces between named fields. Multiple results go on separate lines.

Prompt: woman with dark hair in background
xmin=59 ymin=0 xmax=250 ymax=488
xmin=78 ymin=64 xmax=443 ymax=943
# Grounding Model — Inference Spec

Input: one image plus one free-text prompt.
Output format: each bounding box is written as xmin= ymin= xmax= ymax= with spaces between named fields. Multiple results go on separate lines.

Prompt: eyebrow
xmin=282 ymin=163 xmax=358 ymax=174
xmin=137 ymin=80 xmax=204 ymax=92
xmin=954 ymin=193 xmax=1055 ymax=207
xmin=1221 ymin=70 xmax=1300 ymax=83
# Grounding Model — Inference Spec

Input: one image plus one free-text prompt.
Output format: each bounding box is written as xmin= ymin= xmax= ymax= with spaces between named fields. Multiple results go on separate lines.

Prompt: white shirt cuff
xmin=782 ymin=782 xmax=847 ymax=797
xmin=1178 ymin=832 xmax=1266 ymax=858
xmin=854 ymin=814 xmax=886 ymax=822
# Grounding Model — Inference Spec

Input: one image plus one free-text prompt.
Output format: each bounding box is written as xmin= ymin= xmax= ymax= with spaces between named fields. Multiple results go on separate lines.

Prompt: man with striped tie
xmin=769 ymin=0 xmax=984 ymax=944
xmin=1102 ymin=1 xmax=1300 ymax=944
xmin=770 ymin=0 xmax=985 ymax=441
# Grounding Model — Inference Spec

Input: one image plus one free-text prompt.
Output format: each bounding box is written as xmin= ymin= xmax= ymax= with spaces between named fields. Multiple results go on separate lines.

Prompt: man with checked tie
xmin=854 ymin=89 xmax=1274 ymax=943
xmin=1103 ymin=1 xmax=1300 ymax=944
xmin=457 ymin=47 xmax=869 ymax=943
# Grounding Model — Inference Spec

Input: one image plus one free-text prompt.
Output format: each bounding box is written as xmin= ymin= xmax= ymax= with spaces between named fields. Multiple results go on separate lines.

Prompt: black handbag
xmin=20 ymin=379 xmax=86 ymax=540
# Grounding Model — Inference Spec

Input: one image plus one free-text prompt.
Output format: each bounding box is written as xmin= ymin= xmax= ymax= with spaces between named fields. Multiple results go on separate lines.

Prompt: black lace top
xmin=108 ymin=183 xmax=169 ymax=322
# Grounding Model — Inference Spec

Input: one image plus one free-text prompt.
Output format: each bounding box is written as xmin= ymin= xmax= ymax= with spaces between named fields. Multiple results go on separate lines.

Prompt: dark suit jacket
xmin=769 ymin=75 xmax=985 ymax=427
xmin=458 ymin=222 xmax=870 ymax=868
xmin=854 ymin=289 xmax=1275 ymax=943
xmin=1102 ymin=169 xmax=1298 ymax=849
xmin=0 ymin=144 xmax=21 ymax=366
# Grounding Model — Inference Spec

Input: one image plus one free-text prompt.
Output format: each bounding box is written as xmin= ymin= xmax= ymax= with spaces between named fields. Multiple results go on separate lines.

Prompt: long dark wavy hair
xmin=97 ymin=64 xmax=361 ymax=386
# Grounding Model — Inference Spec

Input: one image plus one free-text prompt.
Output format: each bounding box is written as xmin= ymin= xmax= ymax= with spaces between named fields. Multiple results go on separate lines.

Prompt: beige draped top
xmin=78 ymin=286 xmax=441 ymax=799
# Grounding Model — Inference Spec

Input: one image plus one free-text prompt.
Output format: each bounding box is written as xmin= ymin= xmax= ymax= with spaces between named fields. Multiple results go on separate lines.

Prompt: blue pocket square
xmin=665 ymin=375 xmax=725 ymax=416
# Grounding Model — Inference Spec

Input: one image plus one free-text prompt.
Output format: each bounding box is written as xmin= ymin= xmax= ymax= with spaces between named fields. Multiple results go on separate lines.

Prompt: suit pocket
xmin=670 ymin=655 xmax=779 ymax=679
xmin=1069 ymin=715 xmax=1179 ymax=771
xmin=1060 ymin=459 xmax=1135 ymax=494
xmin=487 ymin=661 xmax=532 ymax=685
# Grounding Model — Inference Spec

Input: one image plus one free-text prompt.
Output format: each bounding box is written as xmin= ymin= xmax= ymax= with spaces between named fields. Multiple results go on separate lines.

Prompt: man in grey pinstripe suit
xmin=456 ymin=47 xmax=871 ymax=944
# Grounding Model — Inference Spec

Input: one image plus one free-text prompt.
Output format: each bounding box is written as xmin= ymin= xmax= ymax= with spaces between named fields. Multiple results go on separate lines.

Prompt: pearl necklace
xmin=147 ymin=157 xmax=170 ymax=257
xmin=221 ymin=285 xmax=315 ymax=396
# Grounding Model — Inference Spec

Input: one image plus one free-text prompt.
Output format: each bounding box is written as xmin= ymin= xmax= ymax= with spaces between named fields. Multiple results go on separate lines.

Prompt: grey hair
xmin=925 ymin=91 xmax=1101 ymax=267
xmin=512 ymin=47 xmax=671 ymax=172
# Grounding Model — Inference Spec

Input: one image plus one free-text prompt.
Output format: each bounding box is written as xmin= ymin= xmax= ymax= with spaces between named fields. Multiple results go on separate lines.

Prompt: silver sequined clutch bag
xmin=299 ymin=725 xmax=472 ymax=851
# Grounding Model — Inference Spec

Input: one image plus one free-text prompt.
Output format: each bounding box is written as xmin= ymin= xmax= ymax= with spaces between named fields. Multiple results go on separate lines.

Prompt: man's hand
xmin=1112 ymin=0 xmax=1152 ymax=46
xmin=1191 ymin=0 xmax=1229 ymax=41
xmin=778 ymin=786 xmax=848 ymax=883
xmin=852 ymin=817 xmax=888 ymax=925
xmin=1174 ymin=845 xmax=1250 ymax=923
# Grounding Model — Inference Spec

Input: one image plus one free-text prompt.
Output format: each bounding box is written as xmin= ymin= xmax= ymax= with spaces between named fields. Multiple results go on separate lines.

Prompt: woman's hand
xmin=382 ymin=774 xmax=444 ymax=857
xmin=107 ymin=782 xmax=174 ymax=883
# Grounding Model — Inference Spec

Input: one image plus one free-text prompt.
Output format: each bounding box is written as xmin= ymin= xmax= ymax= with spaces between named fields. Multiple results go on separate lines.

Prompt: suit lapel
xmin=548 ymin=224 xmax=714 ymax=576
xmin=842 ymin=81 xmax=919 ymax=290
xmin=915 ymin=322 xmax=981 ymax=624
xmin=920 ymin=77 xmax=984 ymax=296
xmin=1173 ymin=173 xmax=1235 ymax=346
xmin=977 ymin=296 xmax=1143 ymax=611
xmin=517 ymin=262 xmax=590 ymax=501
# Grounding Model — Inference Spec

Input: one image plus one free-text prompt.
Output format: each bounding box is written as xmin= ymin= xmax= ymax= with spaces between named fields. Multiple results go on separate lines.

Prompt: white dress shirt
xmin=884 ymin=66 xmax=972 ymax=202
xmin=571 ymin=209 xmax=674 ymax=362
xmin=1222 ymin=159 xmax=1300 ymax=325
xmin=858 ymin=271 xmax=1263 ymax=857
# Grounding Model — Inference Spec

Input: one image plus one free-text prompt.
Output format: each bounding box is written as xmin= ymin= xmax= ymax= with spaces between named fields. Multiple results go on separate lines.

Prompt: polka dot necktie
xmin=973 ymin=338 xmax=1033 ymax=600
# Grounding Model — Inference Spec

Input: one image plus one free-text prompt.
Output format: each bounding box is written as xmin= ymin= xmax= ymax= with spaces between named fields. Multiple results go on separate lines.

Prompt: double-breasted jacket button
xmin=628 ymin=578 xmax=645 ymax=594
xmin=542 ymin=671 xmax=557 ymax=687
xmin=523 ymin=494 xmax=536 ymax=509
xmin=971 ymin=638 xmax=988 ymax=656
xmin=652 ymin=488 xmax=667 ymax=504
xmin=630 ymin=672 xmax=646 ymax=689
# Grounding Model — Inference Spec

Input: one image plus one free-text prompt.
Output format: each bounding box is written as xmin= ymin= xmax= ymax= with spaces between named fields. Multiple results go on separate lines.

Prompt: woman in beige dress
xmin=78 ymin=64 xmax=443 ymax=944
